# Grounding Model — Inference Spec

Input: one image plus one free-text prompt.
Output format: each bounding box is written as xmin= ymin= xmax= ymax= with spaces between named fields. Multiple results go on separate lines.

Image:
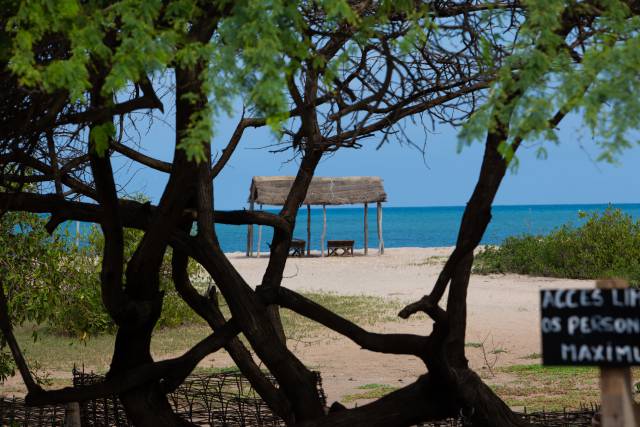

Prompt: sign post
xmin=597 ymin=280 xmax=640 ymax=427
xmin=540 ymin=279 xmax=640 ymax=427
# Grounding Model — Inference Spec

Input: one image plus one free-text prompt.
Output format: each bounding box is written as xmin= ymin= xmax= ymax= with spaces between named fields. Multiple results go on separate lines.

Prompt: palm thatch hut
xmin=247 ymin=176 xmax=387 ymax=256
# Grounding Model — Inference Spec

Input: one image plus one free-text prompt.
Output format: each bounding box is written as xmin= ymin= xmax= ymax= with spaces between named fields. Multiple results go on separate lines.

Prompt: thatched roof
xmin=249 ymin=176 xmax=387 ymax=206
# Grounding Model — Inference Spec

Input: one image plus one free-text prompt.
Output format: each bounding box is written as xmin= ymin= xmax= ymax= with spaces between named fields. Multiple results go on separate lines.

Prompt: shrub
xmin=474 ymin=207 xmax=640 ymax=285
xmin=1 ymin=211 xmax=71 ymax=380
xmin=76 ymin=223 xmax=203 ymax=333
xmin=1 ymin=212 xmax=71 ymax=326
xmin=1 ymin=212 xmax=203 ymax=339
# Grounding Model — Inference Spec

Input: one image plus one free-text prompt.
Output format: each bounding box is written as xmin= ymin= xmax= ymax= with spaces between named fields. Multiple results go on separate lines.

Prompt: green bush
xmin=1 ymin=210 xmax=205 ymax=382
xmin=74 ymin=223 xmax=203 ymax=334
xmin=1 ymin=212 xmax=203 ymax=339
xmin=474 ymin=207 xmax=640 ymax=285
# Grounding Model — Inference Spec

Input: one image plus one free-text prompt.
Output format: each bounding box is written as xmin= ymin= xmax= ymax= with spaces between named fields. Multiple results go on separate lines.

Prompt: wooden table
xmin=327 ymin=240 xmax=354 ymax=256
xmin=289 ymin=239 xmax=306 ymax=257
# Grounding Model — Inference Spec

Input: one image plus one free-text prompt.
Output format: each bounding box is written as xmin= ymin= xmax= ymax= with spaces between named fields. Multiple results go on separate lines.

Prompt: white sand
xmin=228 ymin=246 xmax=592 ymax=352
xmin=224 ymin=247 xmax=594 ymax=402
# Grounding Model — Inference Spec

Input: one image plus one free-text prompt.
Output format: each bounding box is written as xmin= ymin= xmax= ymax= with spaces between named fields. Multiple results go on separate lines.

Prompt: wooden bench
xmin=327 ymin=240 xmax=354 ymax=256
xmin=289 ymin=239 xmax=306 ymax=257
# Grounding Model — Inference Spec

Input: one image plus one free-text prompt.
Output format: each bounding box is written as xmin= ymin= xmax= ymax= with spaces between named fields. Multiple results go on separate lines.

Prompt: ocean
xmin=220 ymin=203 xmax=640 ymax=253
xmin=69 ymin=203 xmax=640 ymax=253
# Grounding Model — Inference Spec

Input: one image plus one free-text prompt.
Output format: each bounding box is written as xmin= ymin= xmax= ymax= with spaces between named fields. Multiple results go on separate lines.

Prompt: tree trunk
xmin=453 ymin=368 xmax=528 ymax=427
xmin=439 ymin=116 xmax=529 ymax=426
xmin=111 ymin=291 xmax=190 ymax=426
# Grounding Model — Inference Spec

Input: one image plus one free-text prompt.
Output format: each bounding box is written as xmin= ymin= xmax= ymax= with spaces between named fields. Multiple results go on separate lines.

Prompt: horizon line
xmin=245 ymin=201 xmax=640 ymax=210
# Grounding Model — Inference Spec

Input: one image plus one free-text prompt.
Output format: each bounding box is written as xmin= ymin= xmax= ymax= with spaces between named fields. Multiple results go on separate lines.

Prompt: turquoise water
xmin=69 ymin=204 xmax=640 ymax=252
xmin=222 ymin=203 xmax=640 ymax=253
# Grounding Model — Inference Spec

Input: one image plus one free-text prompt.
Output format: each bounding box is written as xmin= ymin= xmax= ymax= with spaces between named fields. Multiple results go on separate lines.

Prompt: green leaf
xmin=90 ymin=122 xmax=115 ymax=156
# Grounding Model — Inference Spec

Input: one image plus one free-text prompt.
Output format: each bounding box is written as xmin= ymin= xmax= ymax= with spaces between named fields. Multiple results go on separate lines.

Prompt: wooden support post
xmin=246 ymin=200 xmax=254 ymax=257
xmin=597 ymin=279 xmax=639 ymax=427
xmin=307 ymin=204 xmax=311 ymax=256
xmin=256 ymin=204 xmax=263 ymax=257
xmin=363 ymin=202 xmax=369 ymax=255
xmin=64 ymin=402 xmax=81 ymax=427
xmin=257 ymin=225 xmax=262 ymax=258
xmin=321 ymin=204 xmax=327 ymax=257
xmin=256 ymin=205 xmax=262 ymax=258
xmin=377 ymin=202 xmax=384 ymax=255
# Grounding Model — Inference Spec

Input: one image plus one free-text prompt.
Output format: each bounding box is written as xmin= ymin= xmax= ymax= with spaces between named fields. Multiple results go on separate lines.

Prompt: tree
xmin=1 ymin=1 xmax=639 ymax=426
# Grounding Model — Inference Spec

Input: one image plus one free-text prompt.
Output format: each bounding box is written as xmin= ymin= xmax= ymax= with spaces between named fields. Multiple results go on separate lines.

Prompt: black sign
xmin=540 ymin=288 xmax=640 ymax=366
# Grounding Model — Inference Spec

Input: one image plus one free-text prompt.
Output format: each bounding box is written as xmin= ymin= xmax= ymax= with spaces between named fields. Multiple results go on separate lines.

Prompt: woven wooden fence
xmin=1 ymin=368 xmax=598 ymax=426
xmin=71 ymin=367 xmax=326 ymax=426
xmin=0 ymin=395 xmax=65 ymax=426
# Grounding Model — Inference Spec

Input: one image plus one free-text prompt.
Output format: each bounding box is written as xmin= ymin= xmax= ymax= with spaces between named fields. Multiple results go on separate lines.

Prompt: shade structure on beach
xmin=249 ymin=176 xmax=386 ymax=205
xmin=246 ymin=176 xmax=386 ymax=257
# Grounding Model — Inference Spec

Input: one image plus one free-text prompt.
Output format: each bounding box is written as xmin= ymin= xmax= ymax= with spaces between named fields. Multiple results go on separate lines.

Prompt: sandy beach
xmin=1 ymin=247 xmax=598 ymax=406
xmin=222 ymin=247 xmax=595 ymax=403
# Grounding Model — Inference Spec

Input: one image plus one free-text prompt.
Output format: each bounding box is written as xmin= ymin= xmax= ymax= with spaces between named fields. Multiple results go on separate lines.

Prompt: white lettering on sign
xmin=541 ymin=288 xmax=640 ymax=366
xmin=566 ymin=316 xmax=640 ymax=335
xmin=541 ymin=289 xmax=604 ymax=309
xmin=611 ymin=288 xmax=640 ymax=307
xmin=541 ymin=317 xmax=562 ymax=333
xmin=559 ymin=343 xmax=640 ymax=363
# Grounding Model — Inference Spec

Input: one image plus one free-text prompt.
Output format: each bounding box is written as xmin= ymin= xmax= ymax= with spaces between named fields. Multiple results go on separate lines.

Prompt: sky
xmin=114 ymin=108 xmax=640 ymax=210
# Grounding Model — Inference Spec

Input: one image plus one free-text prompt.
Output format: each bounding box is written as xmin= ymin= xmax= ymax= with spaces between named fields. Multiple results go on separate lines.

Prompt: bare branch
xmin=171 ymin=249 xmax=294 ymax=422
xmin=0 ymin=281 xmax=43 ymax=395
xmin=211 ymin=116 xmax=266 ymax=179
xmin=397 ymin=295 xmax=448 ymax=322
xmin=112 ymin=141 xmax=172 ymax=173
xmin=25 ymin=320 xmax=239 ymax=406
xmin=275 ymin=287 xmax=430 ymax=357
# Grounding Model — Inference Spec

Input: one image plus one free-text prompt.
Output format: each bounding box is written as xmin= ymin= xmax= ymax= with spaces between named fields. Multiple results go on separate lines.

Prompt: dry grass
xmin=341 ymin=383 xmax=399 ymax=403
xmin=279 ymin=292 xmax=404 ymax=341
xmin=405 ymin=256 xmax=448 ymax=267
xmin=490 ymin=364 xmax=640 ymax=411
xmin=10 ymin=292 xmax=404 ymax=376
xmin=8 ymin=293 xmax=640 ymax=414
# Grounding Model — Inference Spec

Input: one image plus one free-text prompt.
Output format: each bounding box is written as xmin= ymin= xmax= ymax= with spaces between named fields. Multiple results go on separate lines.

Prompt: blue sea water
xmin=69 ymin=203 xmax=640 ymax=253
xmin=217 ymin=203 xmax=640 ymax=253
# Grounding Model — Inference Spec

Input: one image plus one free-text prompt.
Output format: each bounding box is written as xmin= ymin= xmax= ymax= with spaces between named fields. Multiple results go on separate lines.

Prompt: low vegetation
xmin=489 ymin=365 xmax=640 ymax=411
xmin=1 ymin=210 xmax=406 ymax=384
xmin=340 ymin=365 xmax=640 ymax=409
xmin=342 ymin=383 xmax=399 ymax=403
xmin=474 ymin=208 xmax=640 ymax=285
xmin=0 ymin=211 xmax=203 ymax=381
xmin=1 ymin=212 xmax=201 ymax=338
xmin=3 ymin=291 xmax=403 ymax=393
xmin=491 ymin=364 xmax=601 ymax=411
